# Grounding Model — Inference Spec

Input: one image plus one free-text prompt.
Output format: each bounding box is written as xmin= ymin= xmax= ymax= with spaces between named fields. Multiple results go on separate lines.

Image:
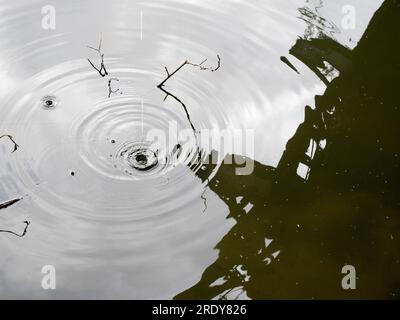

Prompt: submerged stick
xmin=0 ymin=221 xmax=30 ymax=238
xmin=156 ymin=55 xmax=221 ymax=137
xmin=0 ymin=198 xmax=29 ymax=237
xmin=0 ymin=135 xmax=19 ymax=153
xmin=87 ymin=34 xmax=109 ymax=77
xmin=0 ymin=198 xmax=22 ymax=210
xmin=108 ymin=77 xmax=120 ymax=98
xmin=0 ymin=135 xmax=28 ymax=237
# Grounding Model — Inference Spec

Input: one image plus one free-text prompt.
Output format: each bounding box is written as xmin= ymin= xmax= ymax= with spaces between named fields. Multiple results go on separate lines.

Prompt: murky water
xmin=1 ymin=0 xmax=397 ymax=299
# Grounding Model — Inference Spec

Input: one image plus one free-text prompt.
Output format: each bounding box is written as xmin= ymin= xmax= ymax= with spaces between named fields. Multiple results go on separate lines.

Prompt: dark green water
xmin=177 ymin=0 xmax=400 ymax=299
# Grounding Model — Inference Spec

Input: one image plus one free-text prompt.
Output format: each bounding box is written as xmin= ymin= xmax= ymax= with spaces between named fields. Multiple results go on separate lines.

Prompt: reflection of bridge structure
xmin=177 ymin=0 xmax=400 ymax=299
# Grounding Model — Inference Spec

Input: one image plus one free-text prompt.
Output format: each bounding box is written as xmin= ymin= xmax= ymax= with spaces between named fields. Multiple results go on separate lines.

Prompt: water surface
xmin=0 ymin=0 xmax=395 ymax=299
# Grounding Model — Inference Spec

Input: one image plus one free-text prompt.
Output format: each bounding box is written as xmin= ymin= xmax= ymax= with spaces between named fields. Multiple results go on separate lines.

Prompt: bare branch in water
xmin=156 ymin=55 xmax=221 ymax=136
xmin=0 ymin=198 xmax=28 ymax=237
xmin=186 ymin=54 xmax=221 ymax=72
xmin=87 ymin=34 xmax=108 ymax=77
xmin=0 ymin=135 xmax=19 ymax=153
xmin=108 ymin=77 xmax=120 ymax=98
xmin=0 ymin=198 xmax=22 ymax=210
xmin=87 ymin=36 xmax=120 ymax=98
xmin=0 ymin=139 xmax=26 ymax=237
xmin=0 ymin=221 xmax=30 ymax=238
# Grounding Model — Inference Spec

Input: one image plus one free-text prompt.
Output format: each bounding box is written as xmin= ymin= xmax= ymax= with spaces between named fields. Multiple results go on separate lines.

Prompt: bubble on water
xmin=40 ymin=95 xmax=59 ymax=109
xmin=117 ymin=142 xmax=160 ymax=176
xmin=126 ymin=147 xmax=159 ymax=172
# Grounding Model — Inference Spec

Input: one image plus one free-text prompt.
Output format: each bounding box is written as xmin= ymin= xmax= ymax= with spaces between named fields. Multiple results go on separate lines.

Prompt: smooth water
xmin=0 ymin=0 xmax=389 ymax=299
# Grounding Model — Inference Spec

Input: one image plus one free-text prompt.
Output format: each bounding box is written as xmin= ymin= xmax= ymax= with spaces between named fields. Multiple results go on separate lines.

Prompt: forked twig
xmin=108 ymin=78 xmax=120 ymax=98
xmin=187 ymin=54 xmax=221 ymax=72
xmin=87 ymin=34 xmax=108 ymax=77
xmin=157 ymin=55 xmax=221 ymax=136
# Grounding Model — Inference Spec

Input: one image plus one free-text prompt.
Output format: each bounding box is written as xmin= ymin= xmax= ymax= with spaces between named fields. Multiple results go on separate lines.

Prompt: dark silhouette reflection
xmin=176 ymin=0 xmax=400 ymax=299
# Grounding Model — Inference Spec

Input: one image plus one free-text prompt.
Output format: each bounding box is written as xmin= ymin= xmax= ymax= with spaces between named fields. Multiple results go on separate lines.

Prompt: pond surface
xmin=0 ymin=0 xmax=395 ymax=299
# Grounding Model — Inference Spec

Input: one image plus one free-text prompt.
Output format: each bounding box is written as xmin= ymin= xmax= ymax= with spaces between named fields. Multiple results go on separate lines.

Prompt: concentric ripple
xmin=0 ymin=0 xmax=377 ymax=299
xmin=40 ymin=95 xmax=59 ymax=110
xmin=119 ymin=142 xmax=159 ymax=172
xmin=74 ymin=96 xmax=204 ymax=181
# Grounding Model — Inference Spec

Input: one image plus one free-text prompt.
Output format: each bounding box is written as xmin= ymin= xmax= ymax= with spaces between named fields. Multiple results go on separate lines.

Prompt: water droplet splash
xmin=40 ymin=95 xmax=59 ymax=109
xmin=118 ymin=142 xmax=159 ymax=173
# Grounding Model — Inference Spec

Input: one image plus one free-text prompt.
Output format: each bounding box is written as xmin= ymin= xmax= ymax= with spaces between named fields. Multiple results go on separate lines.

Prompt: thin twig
xmin=108 ymin=77 xmax=120 ymax=98
xmin=0 ymin=221 xmax=30 ymax=238
xmin=0 ymin=198 xmax=22 ymax=210
xmin=158 ymin=79 xmax=197 ymax=133
xmin=187 ymin=54 xmax=221 ymax=72
xmin=0 ymin=137 xmax=26 ymax=237
xmin=0 ymin=135 xmax=19 ymax=153
xmin=201 ymin=187 xmax=208 ymax=213
xmin=87 ymin=34 xmax=108 ymax=77
xmin=156 ymin=55 xmax=221 ymax=141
